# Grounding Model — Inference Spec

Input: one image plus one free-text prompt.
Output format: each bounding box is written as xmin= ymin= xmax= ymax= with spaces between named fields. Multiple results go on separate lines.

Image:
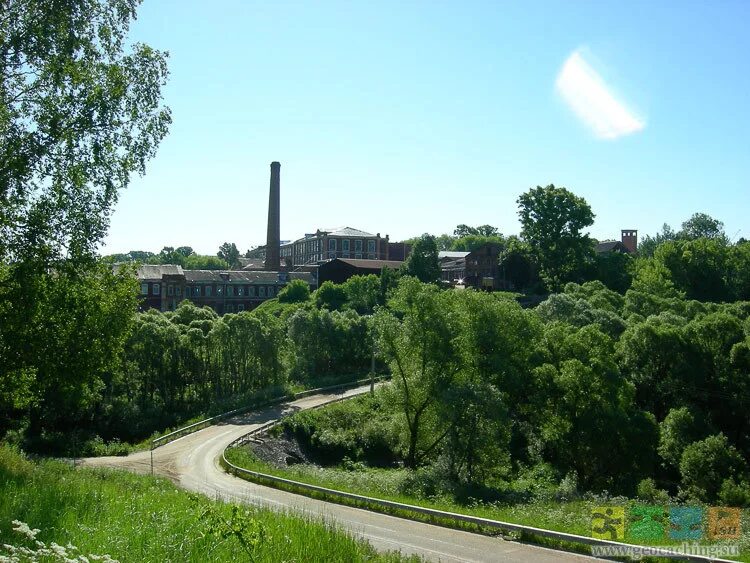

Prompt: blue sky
xmin=103 ymin=0 xmax=750 ymax=255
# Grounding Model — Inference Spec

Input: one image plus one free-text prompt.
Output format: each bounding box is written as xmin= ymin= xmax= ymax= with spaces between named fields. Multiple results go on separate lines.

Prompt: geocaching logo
xmin=591 ymin=505 xmax=742 ymax=542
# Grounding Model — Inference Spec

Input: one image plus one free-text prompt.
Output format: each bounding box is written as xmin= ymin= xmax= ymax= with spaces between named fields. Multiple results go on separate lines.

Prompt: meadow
xmin=0 ymin=445 xmax=417 ymax=562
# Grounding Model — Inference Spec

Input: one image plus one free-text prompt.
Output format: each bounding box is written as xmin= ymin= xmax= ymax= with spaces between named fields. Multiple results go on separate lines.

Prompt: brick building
xmin=595 ymin=230 xmax=638 ymax=254
xmin=280 ymin=227 xmax=392 ymax=266
xmin=134 ymin=265 xmax=315 ymax=314
xmin=317 ymin=258 xmax=403 ymax=285
xmin=439 ymin=243 xmax=503 ymax=290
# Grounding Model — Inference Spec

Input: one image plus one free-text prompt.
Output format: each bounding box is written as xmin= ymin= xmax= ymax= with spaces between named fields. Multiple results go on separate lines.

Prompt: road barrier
xmin=221 ymin=402 xmax=736 ymax=563
xmin=151 ymin=375 xmax=386 ymax=451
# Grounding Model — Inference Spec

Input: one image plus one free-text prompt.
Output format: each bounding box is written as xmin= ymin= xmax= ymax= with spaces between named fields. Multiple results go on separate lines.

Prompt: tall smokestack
xmin=264 ymin=161 xmax=281 ymax=271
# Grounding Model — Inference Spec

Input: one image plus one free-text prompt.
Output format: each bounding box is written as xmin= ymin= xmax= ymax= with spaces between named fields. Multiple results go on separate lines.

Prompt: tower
xmin=264 ymin=161 xmax=281 ymax=271
xmin=621 ymin=229 xmax=638 ymax=254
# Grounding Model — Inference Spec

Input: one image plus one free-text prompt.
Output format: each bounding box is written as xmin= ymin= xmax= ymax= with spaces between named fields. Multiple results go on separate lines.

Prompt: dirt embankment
xmin=248 ymin=431 xmax=311 ymax=468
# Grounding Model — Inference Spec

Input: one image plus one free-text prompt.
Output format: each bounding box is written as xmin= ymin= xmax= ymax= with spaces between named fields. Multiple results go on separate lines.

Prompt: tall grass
xmin=0 ymin=444 xmax=417 ymax=562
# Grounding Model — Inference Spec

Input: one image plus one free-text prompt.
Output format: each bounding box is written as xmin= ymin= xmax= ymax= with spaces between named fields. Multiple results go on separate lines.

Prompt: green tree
xmin=277 ymin=279 xmax=311 ymax=303
xmin=342 ymin=275 xmax=380 ymax=314
xmin=403 ymin=234 xmax=440 ymax=283
xmin=450 ymin=234 xmax=504 ymax=252
xmin=517 ymin=185 xmax=595 ymax=291
xmin=313 ymin=281 xmax=348 ymax=311
xmin=499 ymin=236 xmax=539 ymax=291
xmin=0 ymin=0 xmax=170 ymax=440
xmin=654 ymin=239 xmax=731 ymax=301
xmin=453 ymin=224 xmax=477 ymax=237
xmin=434 ymin=233 xmax=457 ymax=251
xmin=183 ymin=254 xmax=229 ymax=270
xmin=679 ymin=212 xmax=726 ymax=241
xmin=1 ymin=0 xmax=171 ymax=261
xmin=658 ymin=407 xmax=709 ymax=470
xmin=616 ymin=317 xmax=698 ymax=419
xmin=593 ymin=251 xmax=633 ymax=293
xmin=374 ymin=278 xmax=462 ymax=467
xmin=638 ymin=224 xmax=677 ymax=257
xmin=218 ymin=242 xmax=241 ymax=269
xmin=679 ymin=434 xmax=747 ymax=502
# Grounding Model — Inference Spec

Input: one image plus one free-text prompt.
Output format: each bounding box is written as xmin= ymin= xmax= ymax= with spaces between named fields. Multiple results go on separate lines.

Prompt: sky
xmin=103 ymin=0 xmax=750 ymax=255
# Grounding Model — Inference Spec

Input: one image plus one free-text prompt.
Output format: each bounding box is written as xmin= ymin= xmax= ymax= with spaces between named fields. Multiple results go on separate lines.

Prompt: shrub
xmin=636 ymin=478 xmax=670 ymax=504
xmin=679 ymin=434 xmax=748 ymax=502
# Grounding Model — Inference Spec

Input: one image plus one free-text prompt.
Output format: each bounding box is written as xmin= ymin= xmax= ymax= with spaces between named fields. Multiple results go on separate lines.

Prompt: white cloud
xmin=556 ymin=50 xmax=645 ymax=140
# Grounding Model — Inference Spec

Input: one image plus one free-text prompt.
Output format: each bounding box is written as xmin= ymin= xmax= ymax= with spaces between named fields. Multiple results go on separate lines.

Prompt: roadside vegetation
xmin=0 ymin=444 xmax=416 ymax=562
xmin=225 ymin=235 xmax=750 ymax=557
xmin=226 ymin=446 xmax=750 ymax=559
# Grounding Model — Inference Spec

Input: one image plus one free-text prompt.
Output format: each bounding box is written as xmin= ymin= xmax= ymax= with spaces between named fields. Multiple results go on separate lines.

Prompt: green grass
xmin=0 ymin=444 xmax=418 ymax=562
xmin=226 ymin=446 xmax=750 ymax=562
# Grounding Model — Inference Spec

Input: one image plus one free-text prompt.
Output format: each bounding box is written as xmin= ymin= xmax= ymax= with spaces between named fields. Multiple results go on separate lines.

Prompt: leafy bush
xmin=679 ymin=434 xmax=748 ymax=502
xmin=636 ymin=478 xmax=670 ymax=504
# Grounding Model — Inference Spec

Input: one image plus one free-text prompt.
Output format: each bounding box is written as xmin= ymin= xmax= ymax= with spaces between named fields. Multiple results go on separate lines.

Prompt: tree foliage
xmin=517 ymin=185 xmax=595 ymax=291
xmin=1 ymin=0 xmax=171 ymax=262
xmin=403 ymin=234 xmax=440 ymax=283
xmin=218 ymin=242 xmax=241 ymax=269
xmin=0 ymin=0 xmax=170 ymax=442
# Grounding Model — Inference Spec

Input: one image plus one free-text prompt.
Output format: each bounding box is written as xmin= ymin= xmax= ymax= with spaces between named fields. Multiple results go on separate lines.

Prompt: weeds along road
xmin=81 ymin=385 xmax=599 ymax=562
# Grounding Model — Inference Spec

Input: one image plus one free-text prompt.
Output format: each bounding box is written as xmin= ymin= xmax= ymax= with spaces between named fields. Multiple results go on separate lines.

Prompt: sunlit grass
xmin=0 ymin=444 xmax=417 ymax=562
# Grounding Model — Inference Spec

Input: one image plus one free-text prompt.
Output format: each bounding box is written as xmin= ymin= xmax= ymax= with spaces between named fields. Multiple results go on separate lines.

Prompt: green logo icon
xmin=629 ymin=505 xmax=666 ymax=541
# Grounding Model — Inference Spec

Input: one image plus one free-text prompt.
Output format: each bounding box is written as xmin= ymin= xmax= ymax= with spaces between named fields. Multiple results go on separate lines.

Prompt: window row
xmin=327 ymin=239 xmax=377 ymax=253
xmin=140 ymin=283 xmax=277 ymax=298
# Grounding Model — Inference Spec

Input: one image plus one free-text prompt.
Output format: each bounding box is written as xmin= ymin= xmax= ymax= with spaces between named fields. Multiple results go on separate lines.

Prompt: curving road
xmin=82 ymin=385 xmax=600 ymax=562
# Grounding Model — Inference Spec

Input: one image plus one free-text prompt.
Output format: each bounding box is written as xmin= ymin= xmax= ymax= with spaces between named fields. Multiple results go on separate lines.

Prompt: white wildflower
xmin=11 ymin=520 xmax=39 ymax=540
xmin=50 ymin=542 xmax=69 ymax=557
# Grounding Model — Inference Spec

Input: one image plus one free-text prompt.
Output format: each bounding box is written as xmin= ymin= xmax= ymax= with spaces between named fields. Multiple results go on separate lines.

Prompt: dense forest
xmin=3 ymin=219 xmax=749 ymax=511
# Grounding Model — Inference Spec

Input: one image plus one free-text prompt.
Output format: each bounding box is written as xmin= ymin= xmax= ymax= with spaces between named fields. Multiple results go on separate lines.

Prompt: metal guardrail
xmin=222 ymin=403 xmax=737 ymax=563
xmin=150 ymin=376 xmax=387 ymax=451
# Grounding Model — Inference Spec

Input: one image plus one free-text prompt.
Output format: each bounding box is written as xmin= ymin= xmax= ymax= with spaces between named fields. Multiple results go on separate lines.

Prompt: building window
xmin=259 ymin=286 xmax=266 ymax=298
xmin=368 ymin=239 xmax=376 ymax=253
xmin=227 ymin=285 xmax=234 ymax=297
xmin=355 ymin=253 xmax=362 ymax=259
xmin=248 ymin=286 xmax=256 ymax=297
xmin=343 ymin=252 xmax=350 ymax=258
xmin=140 ymin=283 xmax=148 ymax=295
xmin=168 ymin=285 xmax=174 ymax=296
xmin=367 ymin=253 xmax=375 ymax=259
xmin=153 ymin=283 xmax=160 ymax=295
xmin=355 ymin=239 xmax=362 ymax=251
xmin=226 ymin=304 xmax=234 ymax=313
xmin=328 ymin=239 xmax=336 ymax=251
xmin=328 ymin=252 xmax=336 ymax=259
xmin=205 ymin=285 xmax=212 ymax=297
xmin=342 ymin=239 xmax=350 ymax=252
xmin=238 ymin=304 xmax=245 ymax=311
xmin=217 ymin=286 xmax=223 ymax=296
xmin=237 ymin=286 xmax=244 ymax=296
xmin=176 ymin=286 xmax=182 ymax=297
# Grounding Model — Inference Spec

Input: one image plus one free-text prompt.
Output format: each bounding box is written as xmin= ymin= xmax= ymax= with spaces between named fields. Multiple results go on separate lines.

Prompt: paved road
xmin=82 ymin=386 xmax=600 ymax=562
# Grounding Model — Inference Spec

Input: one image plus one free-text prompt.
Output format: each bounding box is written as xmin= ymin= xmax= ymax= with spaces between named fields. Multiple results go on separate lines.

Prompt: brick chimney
xmin=621 ymin=229 xmax=638 ymax=253
xmin=264 ymin=161 xmax=281 ymax=271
